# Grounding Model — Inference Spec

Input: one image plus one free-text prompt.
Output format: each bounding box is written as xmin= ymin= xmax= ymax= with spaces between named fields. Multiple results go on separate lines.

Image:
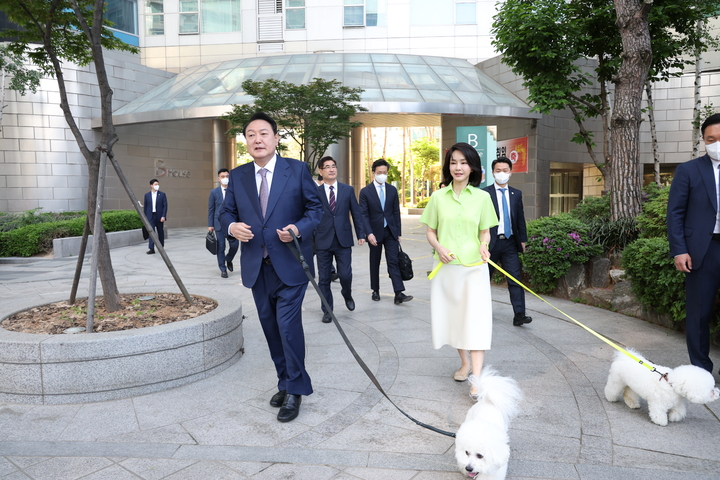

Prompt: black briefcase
xmin=398 ymin=244 xmax=413 ymax=281
xmin=205 ymin=230 xmax=218 ymax=255
xmin=141 ymin=226 xmax=149 ymax=240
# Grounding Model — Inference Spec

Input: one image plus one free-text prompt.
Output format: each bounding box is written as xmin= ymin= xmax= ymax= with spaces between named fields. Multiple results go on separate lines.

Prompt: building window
xmin=285 ymin=0 xmax=305 ymax=29
xmin=145 ymin=0 xmax=164 ymax=35
xmin=107 ymin=0 xmax=138 ymax=35
xmin=550 ymin=171 xmax=581 ymax=215
xmin=455 ymin=0 xmax=476 ymax=25
xmin=179 ymin=0 xmax=200 ymax=34
xmin=344 ymin=0 xmax=385 ymax=27
xmin=202 ymin=0 xmax=241 ymax=33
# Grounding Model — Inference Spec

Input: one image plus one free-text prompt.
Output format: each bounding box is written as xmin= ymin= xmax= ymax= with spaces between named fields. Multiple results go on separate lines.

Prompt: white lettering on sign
xmin=467 ymin=133 xmax=478 ymax=148
xmin=155 ymin=159 xmax=190 ymax=178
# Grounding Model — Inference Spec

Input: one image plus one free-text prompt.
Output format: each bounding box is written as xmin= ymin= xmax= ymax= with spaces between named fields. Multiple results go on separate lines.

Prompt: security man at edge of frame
xmin=219 ymin=112 xmax=323 ymax=423
xmin=667 ymin=112 xmax=720 ymax=375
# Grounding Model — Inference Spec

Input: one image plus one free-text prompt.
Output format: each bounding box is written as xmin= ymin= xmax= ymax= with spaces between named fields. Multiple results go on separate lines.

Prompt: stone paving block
xmin=612 ymin=445 xmax=720 ymax=476
xmin=78 ymin=464 xmax=142 ymax=480
xmin=509 ymin=459 xmax=579 ymax=479
xmin=119 ymin=457 xmax=197 ymax=480
xmin=341 ymin=466 xmax=417 ymax=480
xmin=162 ymin=460 xmax=246 ymax=479
xmin=0 ymin=457 xmax=18 ymax=476
xmin=249 ymin=463 xmax=339 ymax=480
xmin=20 ymin=456 xmax=113 ymax=480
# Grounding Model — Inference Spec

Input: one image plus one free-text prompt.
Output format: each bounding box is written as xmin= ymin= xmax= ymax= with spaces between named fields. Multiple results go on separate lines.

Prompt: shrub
xmin=622 ymin=237 xmax=686 ymax=323
xmin=416 ymin=198 xmax=430 ymax=208
xmin=586 ymin=216 xmax=639 ymax=253
xmin=521 ymin=213 xmax=603 ymax=293
xmin=0 ymin=208 xmax=84 ymax=232
xmin=637 ymin=184 xmax=670 ymax=239
xmin=569 ymin=194 xmax=610 ymax=221
xmin=0 ymin=210 xmax=142 ymax=257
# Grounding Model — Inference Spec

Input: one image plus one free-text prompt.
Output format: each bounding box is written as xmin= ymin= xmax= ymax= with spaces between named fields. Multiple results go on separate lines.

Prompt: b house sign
xmin=155 ymin=158 xmax=190 ymax=178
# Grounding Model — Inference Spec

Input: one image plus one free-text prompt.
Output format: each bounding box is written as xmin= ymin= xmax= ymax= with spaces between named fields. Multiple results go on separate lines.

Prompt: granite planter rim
xmin=0 ymin=287 xmax=244 ymax=405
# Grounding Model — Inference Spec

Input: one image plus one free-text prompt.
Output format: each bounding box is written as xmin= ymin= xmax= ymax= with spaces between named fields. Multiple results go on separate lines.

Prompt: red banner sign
xmin=496 ymin=137 xmax=528 ymax=173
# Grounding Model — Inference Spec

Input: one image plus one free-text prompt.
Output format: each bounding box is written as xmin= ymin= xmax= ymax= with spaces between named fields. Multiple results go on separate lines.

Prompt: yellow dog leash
xmin=428 ymin=255 xmax=668 ymax=380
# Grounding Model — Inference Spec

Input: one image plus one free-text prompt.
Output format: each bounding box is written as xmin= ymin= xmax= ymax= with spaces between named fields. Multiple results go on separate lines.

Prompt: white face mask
xmin=220 ymin=177 xmax=229 ymax=186
xmin=153 ymin=184 xmax=160 ymax=191
xmin=375 ymin=174 xmax=388 ymax=184
xmin=493 ymin=172 xmax=511 ymax=185
xmin=705 ymin=141 xmax=720 ymax=161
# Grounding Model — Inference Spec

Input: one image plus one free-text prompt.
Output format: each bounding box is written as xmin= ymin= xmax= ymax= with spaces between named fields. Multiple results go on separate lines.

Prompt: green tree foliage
xmin=0 ymin=45 xmax=41 ymax=95
xmin=223 ymin=78 xmax=367 ymax=170
xmin=410 ymin=137 xmax=440 ymax=201
xmin=493 ymin=0 xmax=719 ymax=220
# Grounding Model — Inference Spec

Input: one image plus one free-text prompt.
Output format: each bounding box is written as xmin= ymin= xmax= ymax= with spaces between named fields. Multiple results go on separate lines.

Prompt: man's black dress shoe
xmin=277 ymin=394 xmax=301 ymax=422
xmin=221 ymin=271 xmax=228 ymax=278
xmin=394 ymin=292 xmax=413 ymax=305
xmin=513 ymin=314 xmax=533 ymax=326
xmin=322 ymin=312 xmax=332 ymax=323
xmin=270 ymin=390 xmax=286 ymax=407
xmin=146 ymin=249 xmax=155 ymax=254
xmin=226 ymin=260 xmax=234 ymax=272
xmin=371 ymin=290 xmax=380 ymax=301
xmin=345 ymin=297 xmax=355 ymax=311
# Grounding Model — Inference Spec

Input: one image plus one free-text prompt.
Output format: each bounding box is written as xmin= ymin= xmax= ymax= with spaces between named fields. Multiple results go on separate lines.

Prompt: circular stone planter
xmin=0 ymin=289 xmax=243 ymax=405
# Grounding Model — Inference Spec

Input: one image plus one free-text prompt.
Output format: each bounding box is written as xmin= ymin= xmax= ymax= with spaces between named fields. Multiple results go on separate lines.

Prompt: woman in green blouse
xmin=420 ymin=143 xmax=498 ymax=398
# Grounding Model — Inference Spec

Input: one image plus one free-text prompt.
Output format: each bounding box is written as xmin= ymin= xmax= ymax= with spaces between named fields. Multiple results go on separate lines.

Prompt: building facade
xmin=1 ymin=0 xmax=719 ymax=227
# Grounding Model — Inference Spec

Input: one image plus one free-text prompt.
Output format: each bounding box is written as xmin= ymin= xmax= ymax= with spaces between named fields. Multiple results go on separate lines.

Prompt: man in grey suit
xmin=315 ymin=156 xmax=365 ymax=323
xmin=208 ymin=168 xmax=239 ymax=278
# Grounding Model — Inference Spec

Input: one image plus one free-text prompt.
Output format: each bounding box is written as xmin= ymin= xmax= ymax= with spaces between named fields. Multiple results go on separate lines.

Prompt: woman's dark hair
xmin=441 ymin=143 xmax=483 ymax=187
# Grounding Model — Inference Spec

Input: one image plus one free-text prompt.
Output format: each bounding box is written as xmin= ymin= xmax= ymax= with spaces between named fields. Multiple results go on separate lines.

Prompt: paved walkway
xmin=0 ymin=216 xmax=718 ymax=480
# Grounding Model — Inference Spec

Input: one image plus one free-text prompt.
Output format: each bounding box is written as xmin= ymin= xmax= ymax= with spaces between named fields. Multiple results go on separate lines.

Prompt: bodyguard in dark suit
xmin=143 ymin=178 xmax=167 ymax=254
xmin=667 ymin=113 xmax=720 ymax=373
xmin=359 ymin=159 xmax=413 ymax=305
xmin=219 ymin=112 xmax=323 ymax=423
xmin=483 ymin=157 xmax=532 ymax=326
xmin=208 ymin=168 xmax=239 ymax=278
xmin=315 ymin=156 xmax=365 ymax=323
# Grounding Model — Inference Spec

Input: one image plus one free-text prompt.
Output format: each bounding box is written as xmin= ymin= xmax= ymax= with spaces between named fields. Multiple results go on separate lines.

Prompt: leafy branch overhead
xmin=222 ymin=78 xmax=367 ymax=170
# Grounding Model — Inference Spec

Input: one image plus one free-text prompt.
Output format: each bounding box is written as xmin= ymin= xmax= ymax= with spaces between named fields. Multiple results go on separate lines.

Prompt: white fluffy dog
xmin=454 ymin=367 xmax=523 ymax=479
xmin=604 ymin=349 xmax=720 ymax=426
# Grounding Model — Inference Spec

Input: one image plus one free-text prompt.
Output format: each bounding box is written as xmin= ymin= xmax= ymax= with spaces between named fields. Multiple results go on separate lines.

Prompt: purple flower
xmin=542 ymin=237 xmax=549 ymax=244
xmin=557 ymin=247 xmax=562 ymax=251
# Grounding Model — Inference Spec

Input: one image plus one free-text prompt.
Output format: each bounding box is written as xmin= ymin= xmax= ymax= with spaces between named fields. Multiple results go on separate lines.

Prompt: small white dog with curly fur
xmin=604 ymin=349 xmax=719 ymax=426
xmin=454 ymin=367 xmax=522 ymax=479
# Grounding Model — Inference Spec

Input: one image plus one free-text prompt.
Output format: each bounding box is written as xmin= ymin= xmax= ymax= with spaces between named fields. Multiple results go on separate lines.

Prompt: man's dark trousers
xmin=253 ymin=260 xmax=312 ymax=395
xmin=488 ymin=237 xmax=525 ymax=316
xmin=685 ymin=238 xmax=720 ymax=372
xmin=216 ymin=229 xmax=238 ymax=271
xmin=148 ymin=212 xmax=164 ymax=250
xmin=369 ymin=226 xmax=403 ymax=293
xmin=317 ymin=234 xmax=352 ymax=313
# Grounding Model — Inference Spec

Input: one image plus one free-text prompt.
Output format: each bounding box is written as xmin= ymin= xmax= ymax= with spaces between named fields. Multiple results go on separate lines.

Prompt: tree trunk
xmin=645 ymin=81 xmax=660 ymax=185
xmin=692 ymin=19 xmax=704 ymax=159
xmin=610 ymin=0 xmax=652 ymax=220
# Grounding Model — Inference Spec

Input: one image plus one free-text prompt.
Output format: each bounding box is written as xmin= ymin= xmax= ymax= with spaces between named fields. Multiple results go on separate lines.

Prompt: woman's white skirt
xmin=430 ymin=261 xmax=493 ymax=350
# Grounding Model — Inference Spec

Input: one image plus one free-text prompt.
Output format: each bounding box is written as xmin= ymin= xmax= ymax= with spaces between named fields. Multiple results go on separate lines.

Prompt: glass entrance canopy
xmin=111 ymin=53 xmax=538 ymax=125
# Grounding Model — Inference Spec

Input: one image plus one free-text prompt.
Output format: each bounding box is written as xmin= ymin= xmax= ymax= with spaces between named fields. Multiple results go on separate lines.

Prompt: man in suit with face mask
xmin=483 ymin=157 xmax=531 ymax=327
xmin=667 ymin=113 xmax=720 ymax=374
xmin=359 ymin=159 xmax=413 ymax=305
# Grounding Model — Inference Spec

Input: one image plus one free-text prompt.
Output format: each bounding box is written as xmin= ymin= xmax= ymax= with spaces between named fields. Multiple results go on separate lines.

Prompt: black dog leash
xmin=286 ymin=231 xmax=456 ymax=438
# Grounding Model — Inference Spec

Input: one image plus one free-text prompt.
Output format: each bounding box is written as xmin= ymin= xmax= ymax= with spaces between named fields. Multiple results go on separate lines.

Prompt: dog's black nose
xmin=465 ymin=465 xmax=473 ymax=472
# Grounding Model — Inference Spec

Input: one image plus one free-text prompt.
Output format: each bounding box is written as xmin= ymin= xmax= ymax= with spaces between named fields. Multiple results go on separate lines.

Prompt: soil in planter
xmin=1 ymin=293 xmax=218 ymax=334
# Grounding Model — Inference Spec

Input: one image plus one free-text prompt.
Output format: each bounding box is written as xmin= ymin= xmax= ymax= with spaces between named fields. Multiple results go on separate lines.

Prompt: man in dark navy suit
xmin=208 ymin=168 xmax=239 ymax=278
xmin=220 ymin=112 xmax=323 ymax=422
xmin=668 ymin=113 xmax=720 ymax=373
xmin=314 ymin=156 xmax=365 ymax=323
xmin=359 ymin=159 xmax=412 ymax=305
xmin=483 ymin=156 xmax=531 ymax=327
xmin=143 ymin=178 xmax=167 ymax=254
